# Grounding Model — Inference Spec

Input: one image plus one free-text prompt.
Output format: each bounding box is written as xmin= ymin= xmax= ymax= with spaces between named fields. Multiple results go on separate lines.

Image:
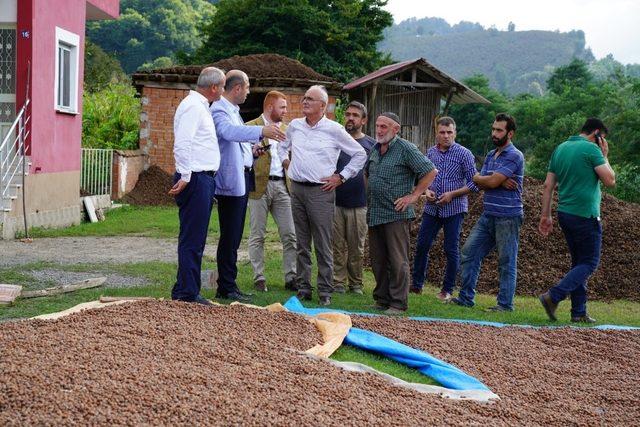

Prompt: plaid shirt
xmin=423 ymin=143 xmax=479 ymax=218
xmin=366 ymin=136 xmax=435 ymax=227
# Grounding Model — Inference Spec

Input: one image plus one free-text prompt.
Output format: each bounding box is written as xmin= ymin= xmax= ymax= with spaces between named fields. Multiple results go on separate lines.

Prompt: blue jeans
xmin=549 ymin=211 xmax=602 ymax=317
xmin=412 ymin=212 xmax=465 ymax=293
xmin=457 ymin=213 xmax=522 ymax=310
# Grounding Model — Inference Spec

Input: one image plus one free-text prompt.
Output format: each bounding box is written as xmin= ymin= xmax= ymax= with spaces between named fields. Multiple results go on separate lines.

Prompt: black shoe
xmin=485 ymin=305 xmax=513 ymax=313
xmin=333 ymin=285 xmax=346 ymax=294
xmin=539 ymin=293 xmax=558 ymax=321
xmin=319 ymin=296 xmax=331 ymax=306
xmin=571 ymin=315 xmax=596 ymax=324
xmin=193 ymin=295 xmax=214 ymax=306
xmin=254 ymin=279 xmax=268 ymax=292
xmin=451 ymin=297 xmax=472 ymax=308
xmin=370 ymin=303 xmax=388 ymax=311
xmin=409 ymin=286 xmax=422 ymax=295
xmin=216 ymin=291 xmax=252 ymax=303
xmin=285 ymin=280 xmax=298 ymax=291
xmin=296 ymin=290 xmax=312 ymax=301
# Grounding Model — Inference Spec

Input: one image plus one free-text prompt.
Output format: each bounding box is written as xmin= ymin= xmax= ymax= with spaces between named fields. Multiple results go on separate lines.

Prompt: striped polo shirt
xmin=423 ymin=142 xmax=479 ymax=218
xmin=480 ymin=143 xmax=524 ymax=217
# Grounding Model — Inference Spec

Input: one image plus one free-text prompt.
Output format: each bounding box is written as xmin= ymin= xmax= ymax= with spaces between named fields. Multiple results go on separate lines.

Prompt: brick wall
xmin=111 ymin=149 xmax=148 ymax=200
xmin=138 ymin=85 xmax=337 ymax=174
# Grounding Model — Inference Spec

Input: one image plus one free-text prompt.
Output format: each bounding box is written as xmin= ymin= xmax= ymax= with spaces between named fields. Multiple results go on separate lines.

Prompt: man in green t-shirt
xmin=538 ymin=118 xmax=616 ymax=323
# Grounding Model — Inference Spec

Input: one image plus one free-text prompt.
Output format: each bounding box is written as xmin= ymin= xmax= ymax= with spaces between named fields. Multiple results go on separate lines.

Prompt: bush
xmin=82 ymin=83 xmax=140 ymax=150
xmin=607 ymin=163 xmax=640 ymax=203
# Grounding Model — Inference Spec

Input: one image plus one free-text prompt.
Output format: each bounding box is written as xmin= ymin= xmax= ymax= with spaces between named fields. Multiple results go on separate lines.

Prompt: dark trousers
xmin=369 ymin=220 xmax=411 ymax=311
xmin=215 ymin=170 xmax=252 ymax=296
xmin=412 ymin=212 xmax=464 ymax=293
xmin=172 ymin=172 xmax=216 ymax=301
xmin=549 ymin=211 xmax=602 ymax=317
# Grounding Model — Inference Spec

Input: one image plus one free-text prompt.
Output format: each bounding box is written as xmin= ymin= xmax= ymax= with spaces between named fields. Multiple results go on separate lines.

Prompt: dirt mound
xmin=121 ymin=166 xmax=175 ymax=206
xmin=138 ymin=53 xmax=335 ymax=82
xmin=366 ymin=176 xmax=640 ymax=301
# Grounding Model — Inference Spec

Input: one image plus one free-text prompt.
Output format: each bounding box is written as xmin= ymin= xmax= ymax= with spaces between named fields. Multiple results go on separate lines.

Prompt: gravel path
xmin=0 ymin=237 xmax=249 ymax=266
xmin=1 ymin=301 xmax=638 ymax=425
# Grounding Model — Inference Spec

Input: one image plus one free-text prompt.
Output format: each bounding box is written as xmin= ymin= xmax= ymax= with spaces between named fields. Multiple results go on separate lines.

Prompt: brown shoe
xmin=571 ymin=315 xmax=596 ymax=324
xmin=254 ymin=279 xmax=267 ymax=292
xmin=409 ymin=286 xmax=422 ymax=295
xmin=539 ymin=293 xmax=558 ymax=321
xmin=437 ymin=291 xmax=452 ymax=302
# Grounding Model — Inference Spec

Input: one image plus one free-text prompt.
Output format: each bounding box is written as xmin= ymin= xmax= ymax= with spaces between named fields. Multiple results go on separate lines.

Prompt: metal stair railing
xmin=0 ymin=98 xmax=31 ymax=208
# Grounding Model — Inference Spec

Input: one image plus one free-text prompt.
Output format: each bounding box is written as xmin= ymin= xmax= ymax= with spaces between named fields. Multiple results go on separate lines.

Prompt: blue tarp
xmin=284 ymin=296 xmax=490 ymax=391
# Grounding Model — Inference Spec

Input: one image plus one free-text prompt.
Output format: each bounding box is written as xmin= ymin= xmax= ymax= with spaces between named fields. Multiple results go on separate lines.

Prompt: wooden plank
xmin=21 ymin=277 xmax=106 ymax=299
xmin=0 ymin=284 xmax=22 ymax=305
xmin=381 ymin=80 xmax=449 ymax=89
xmin=99 ymin=296 xmax=156 ymax=303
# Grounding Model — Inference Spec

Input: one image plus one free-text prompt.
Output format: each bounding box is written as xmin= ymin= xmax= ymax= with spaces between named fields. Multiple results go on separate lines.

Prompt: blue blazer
xmin=211 ymin=97 xmax=263 ymax=196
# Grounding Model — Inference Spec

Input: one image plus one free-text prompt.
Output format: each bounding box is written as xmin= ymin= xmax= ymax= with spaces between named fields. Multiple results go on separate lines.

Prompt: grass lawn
xmin=4 ymin=205 xmax=640 ymax=386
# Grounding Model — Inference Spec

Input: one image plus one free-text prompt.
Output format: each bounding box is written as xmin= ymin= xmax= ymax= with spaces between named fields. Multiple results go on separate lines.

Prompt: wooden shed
xmin=131 ymin=54 xmax=342 ymax=174
xmin=343 ymin=58 xmax=490 ymax=153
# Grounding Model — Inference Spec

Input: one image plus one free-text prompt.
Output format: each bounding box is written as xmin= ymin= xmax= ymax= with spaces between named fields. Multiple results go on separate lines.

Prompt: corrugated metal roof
xmin=343 ymin=58 xmax=490 ymax=105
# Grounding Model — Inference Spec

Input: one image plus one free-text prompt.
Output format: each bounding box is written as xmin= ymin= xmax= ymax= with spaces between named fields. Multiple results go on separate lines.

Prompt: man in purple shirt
xmin=410 ymin=117 xmax=479 ymax=301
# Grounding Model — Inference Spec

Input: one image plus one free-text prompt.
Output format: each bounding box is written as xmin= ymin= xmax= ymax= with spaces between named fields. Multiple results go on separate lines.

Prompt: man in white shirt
xmin=246 ymin=91 xmax=297 ymax=293
xmin=278 ymin=85 xmax=367 ymax=306
xmin=169 ymin=66 xmax=225 ymax=305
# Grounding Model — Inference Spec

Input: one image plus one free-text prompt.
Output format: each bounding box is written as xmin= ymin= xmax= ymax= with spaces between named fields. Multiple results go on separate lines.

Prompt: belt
xmin=268 ymin=175 xmax=284 ymax=181
xmin=244 ymin=166 xmax=253 ymax=173
xmin=292 ymin=180 xmax=322 ymax=187
xmin=196 ymin=170 xmax=217 ymax=177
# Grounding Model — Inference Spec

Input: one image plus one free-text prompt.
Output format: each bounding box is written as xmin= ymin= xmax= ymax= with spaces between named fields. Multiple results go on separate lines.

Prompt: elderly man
xmin=410 ymin=116 xmax=479 ymax=301
xmin=538 ymin=118 xmax=615 ymax=323
xmin=278 ymin=85 xmax=366 ymax=306
xmin=366 ymin=112 xmax=437 ymax=315
xmin=333 ymin=101 xmax=375 ymax=295
xmin=212 ymin=70 xmax=284 ymax=302
xmin=169 ymin=66 xmax=225 ymax=305
xmin=452 ymin=113 xmax=524 ymax=312
xmin=246 ymin=91 xmax=297 ymax=292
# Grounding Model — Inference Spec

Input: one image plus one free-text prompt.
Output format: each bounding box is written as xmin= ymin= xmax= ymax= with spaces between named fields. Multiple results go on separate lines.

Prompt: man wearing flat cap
xmin=366 ymin=112 xmax=438 ymax=315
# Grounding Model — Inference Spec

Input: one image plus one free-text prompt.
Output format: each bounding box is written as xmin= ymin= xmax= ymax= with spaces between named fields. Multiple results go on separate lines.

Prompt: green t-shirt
xmin=548 ymin=135 xmax=606 ymax=218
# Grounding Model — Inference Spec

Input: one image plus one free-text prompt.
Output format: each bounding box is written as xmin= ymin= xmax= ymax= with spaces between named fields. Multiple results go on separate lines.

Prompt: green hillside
xmin=379 ymin=18 xmax=594 ymax=95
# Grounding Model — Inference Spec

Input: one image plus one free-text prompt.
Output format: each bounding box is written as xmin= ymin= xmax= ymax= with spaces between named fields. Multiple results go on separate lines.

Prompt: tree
xmin=508 ymin=21 xmax=515 ymax=32
xmin=188 ymin=0 xmax=393 ymax=82
xmin=547 ymin=59 xmax=593 ymax=95
xmin=84 ymin=40 xmax=128 ymax=92
xmin=448 ymin=74 xmax=510 ymax=156
xmin=87 ymin=0 xmax=215 ymax=73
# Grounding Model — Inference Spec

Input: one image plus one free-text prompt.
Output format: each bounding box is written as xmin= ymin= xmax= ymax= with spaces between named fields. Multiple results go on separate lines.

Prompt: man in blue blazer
xmin=211 ymin=70 xmax=285 ymax=301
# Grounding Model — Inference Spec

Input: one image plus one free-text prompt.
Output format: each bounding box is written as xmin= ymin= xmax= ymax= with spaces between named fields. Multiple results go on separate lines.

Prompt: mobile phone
xmin=594 ymin=131 xmax=601 ymax=144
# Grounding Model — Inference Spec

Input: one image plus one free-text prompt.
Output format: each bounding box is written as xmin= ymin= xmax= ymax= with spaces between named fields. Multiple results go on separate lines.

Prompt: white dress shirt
xmin=278 ymin=116 xmax=366 ymax=183
xmin=173 ymin=90 xmax=220 ymax=182
xmin=261 ymin=114 xmax=284 ymax=177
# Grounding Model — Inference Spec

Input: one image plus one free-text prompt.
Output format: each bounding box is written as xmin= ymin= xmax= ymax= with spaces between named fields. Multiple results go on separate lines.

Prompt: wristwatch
xmin=338 ymin=173 xmax=346 ymax=184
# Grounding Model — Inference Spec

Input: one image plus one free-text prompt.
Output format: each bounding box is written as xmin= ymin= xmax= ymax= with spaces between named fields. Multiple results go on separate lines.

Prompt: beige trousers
xmin=332 ymin=206 xmax=367 ymax=291
xmin=248 ymin=180 xmax=297 ymax=285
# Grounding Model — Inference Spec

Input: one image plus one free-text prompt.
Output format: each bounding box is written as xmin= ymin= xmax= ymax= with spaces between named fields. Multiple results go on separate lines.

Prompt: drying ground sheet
xmin=1 ymin=301 xmax=638 ymax=425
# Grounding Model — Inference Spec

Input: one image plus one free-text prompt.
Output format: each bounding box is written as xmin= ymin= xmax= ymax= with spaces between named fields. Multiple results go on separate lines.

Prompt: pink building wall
xmin=17 ymin=0 xmax=118 ymax=174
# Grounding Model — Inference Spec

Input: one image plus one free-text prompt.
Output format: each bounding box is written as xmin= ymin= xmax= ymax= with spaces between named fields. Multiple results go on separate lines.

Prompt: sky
xmin=384 ymin=0 xmax=640 ymax=64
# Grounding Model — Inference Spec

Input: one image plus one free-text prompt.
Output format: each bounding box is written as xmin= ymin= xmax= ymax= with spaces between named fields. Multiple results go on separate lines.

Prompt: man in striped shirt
xmin=452 ymin=113 xmax=524 ymax=312
xmin=410 ymin=116 xmax=479 ymax=302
